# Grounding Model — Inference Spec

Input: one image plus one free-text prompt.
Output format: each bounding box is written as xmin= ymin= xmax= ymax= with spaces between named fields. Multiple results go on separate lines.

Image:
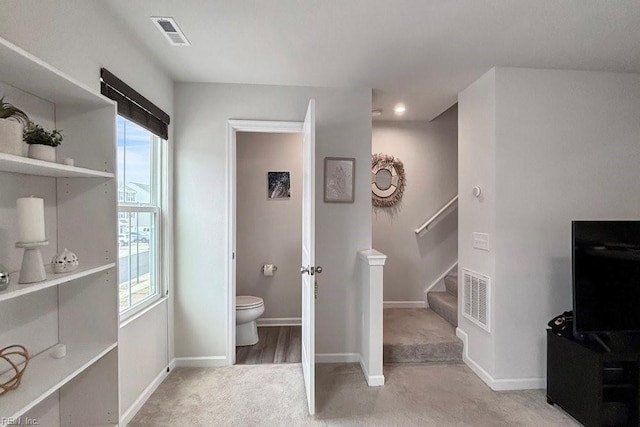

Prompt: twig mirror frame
xmin=371 ymin=153 xmax=406 ymax=208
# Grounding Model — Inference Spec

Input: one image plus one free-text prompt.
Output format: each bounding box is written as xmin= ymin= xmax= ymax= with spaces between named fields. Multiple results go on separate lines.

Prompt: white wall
xmin=174 ymin=83 xmax=371 ymax=360
xmin=0 ymin=0 xmax=175 ymax=419
xmin=372 ymin=107 xmax=458 ymax=302
xmin=458 ymin=67 xmax=640 ymax=388
xmin=236 ymin=132 xmax=302 ymax=319
xmin=458 ymin=69 xmax=497 ymax=378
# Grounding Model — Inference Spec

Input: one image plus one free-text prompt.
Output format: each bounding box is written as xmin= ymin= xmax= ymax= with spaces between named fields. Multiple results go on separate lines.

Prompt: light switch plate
xmin=473 ymin=232 xmax=490 ymax=251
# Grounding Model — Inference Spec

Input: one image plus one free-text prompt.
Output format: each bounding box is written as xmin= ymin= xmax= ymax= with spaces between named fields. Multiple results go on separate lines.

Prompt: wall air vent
xmin=151 ymin=17 xmax=191 ymax=46
xmin=462 ymin=269 xmax=491 ymax=332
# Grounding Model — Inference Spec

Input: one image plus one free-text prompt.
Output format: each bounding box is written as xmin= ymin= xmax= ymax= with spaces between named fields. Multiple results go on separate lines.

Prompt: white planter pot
xmin=28 ymin=144 xmax=56 ymax=162
xmin=0 ymin=119 xmax=25 ymax=156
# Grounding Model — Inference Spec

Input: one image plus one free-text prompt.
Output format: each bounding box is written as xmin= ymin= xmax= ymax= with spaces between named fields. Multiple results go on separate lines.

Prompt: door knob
xmin=301 ymin=266 xmax=310 ymax=275
xmin=314 ymin=266 xmax=323 ymax=274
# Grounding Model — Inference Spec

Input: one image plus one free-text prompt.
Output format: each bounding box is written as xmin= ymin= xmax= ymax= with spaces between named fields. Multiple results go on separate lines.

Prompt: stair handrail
xmin=414 ymin=195 xmax=458 ymax=235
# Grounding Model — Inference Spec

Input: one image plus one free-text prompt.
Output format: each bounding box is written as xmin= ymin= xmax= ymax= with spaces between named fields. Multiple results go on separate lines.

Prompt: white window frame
xmin=118 ymin=125 xmax=165 ymax=321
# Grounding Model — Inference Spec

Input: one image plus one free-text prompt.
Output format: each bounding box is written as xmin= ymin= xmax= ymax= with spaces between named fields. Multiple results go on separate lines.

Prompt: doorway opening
xmin=226 ymin=102 xmax=317 ymax=415
xmin=234 ymin=130 xmax=303 ymax=365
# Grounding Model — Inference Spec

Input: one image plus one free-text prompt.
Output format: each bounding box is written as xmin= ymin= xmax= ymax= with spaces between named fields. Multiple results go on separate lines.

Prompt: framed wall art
xmin=268 ymin=171 xmax=291 ymax=198
xmin=324 ymin=157 xmax=355 ymax=203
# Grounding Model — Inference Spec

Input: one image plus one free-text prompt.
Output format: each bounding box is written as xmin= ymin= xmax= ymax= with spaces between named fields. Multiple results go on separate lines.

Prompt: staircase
xmin=383 ymin=197 xmax=462 ymax=364
xmin=427 ymin=271 xmax=458 ymax=327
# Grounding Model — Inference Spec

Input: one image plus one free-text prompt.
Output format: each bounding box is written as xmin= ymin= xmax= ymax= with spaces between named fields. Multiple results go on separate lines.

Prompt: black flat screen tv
xmin=573 ymin=220 xmax=640 ymax=334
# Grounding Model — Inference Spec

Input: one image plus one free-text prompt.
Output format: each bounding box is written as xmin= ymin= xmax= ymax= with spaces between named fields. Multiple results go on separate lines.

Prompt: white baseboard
xmin=359 ymin=356 xmax=384 ymax=386
xmin=257 ymin=317 xmax=301 ymax=327
xmin=455 ymin=328 xmax=545 ymax=391
xmin=120 ymin=363 xmax=170 ymax=426
xmin=174 ymin=356 xmax=228 ymax=368
xmin=383 ymin=301 xmax=426 ymax=309
xmin=168 ymin=358 xmax=176 ymax=371
xmin=315 ymin=353 xmax=360 ymax=363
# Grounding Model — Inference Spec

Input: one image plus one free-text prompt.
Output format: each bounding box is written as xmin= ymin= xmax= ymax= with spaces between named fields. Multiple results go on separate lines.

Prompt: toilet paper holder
xmin=262 ymin=264 xmax=278 ymax=275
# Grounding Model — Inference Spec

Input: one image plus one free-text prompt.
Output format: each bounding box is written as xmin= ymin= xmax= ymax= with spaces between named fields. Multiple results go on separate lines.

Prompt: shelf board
xmin=0 ymin=153 xmax=115 ymax=178
xmin=0 ymin=37 xmax=112 ymax=107
xmin=0 ymin=341 xmax=117 ymax=419
xmin=0 ymin=263 xmax=116 ymax=303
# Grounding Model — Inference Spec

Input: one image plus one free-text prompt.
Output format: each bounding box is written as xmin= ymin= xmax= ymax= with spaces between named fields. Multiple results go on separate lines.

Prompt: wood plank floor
xmin=236 ymin=326 xmax=301 ymax=365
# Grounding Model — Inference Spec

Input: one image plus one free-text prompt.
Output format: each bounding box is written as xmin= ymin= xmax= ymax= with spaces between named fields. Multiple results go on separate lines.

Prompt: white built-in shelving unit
xmin=0 ymin=36 xmax=118 ymax=426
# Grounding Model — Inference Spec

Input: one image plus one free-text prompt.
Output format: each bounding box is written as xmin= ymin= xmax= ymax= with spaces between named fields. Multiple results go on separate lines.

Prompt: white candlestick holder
xmin=16 ymin=241 xmax=48 ymax=284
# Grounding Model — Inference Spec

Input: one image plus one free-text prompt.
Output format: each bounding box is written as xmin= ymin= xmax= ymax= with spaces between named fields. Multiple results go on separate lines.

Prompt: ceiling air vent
xmin=151 ymin=17 xmax=191 ymax=46
xmin=462 ymin=268 xmax=491 ymax=332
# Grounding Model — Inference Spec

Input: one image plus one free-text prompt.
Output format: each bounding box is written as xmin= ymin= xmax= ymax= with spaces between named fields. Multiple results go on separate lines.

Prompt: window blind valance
xmin=100 ymin=68 xmax=170 ymax=140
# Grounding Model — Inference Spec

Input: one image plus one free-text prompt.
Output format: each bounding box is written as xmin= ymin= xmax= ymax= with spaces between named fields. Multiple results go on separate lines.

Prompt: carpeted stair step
xmin=383 ymin=308 xmax=463 ymax=364
xmin=427 ymin=291 xmax=458 ymax=327
xmin=444 ymin=273 xmax=458 ymax=297
xmin=384 ymin=340 xmax=463 ymax=363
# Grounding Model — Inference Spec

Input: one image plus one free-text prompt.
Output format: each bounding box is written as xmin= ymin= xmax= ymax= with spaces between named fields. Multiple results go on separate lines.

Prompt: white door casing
xmin=301 ymin=99 xmax=316 ymax=415
xmin=226 ymin=120 xmax=304 ymax=365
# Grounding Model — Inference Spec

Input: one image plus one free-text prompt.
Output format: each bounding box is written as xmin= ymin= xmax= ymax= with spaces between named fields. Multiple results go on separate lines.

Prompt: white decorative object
xmin=16 ymin=197 xmax=45 ymax=243
xmin=16 ymin=240 xmax=48 ymax=284
xmin=0 ymin=263 xmax=10 ymax=291
xmin=0 ymin=119 xmax=24 ymax=157
xmin=28 ymin=144 xmax=56 ymax=162
xmin=50 ymin=343 xmax=66 ymax=359
xmin=63 ymin=158 xmax=74 ymax=166
xmin=51 ymin=248 xmax=79 ymax=274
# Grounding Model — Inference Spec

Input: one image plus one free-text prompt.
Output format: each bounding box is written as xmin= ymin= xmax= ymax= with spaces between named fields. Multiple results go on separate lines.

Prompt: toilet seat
xmin=236 ymin=295 xmax=264 ymax=310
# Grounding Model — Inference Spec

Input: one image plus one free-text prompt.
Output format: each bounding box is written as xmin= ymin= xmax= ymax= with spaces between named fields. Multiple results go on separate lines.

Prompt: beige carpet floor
xmin=129 ymin=363 xmax=578 ymax=426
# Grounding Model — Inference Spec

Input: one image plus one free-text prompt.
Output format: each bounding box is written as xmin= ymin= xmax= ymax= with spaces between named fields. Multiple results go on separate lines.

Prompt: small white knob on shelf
xmin=50 ymin=343 xmax=66 ymax=359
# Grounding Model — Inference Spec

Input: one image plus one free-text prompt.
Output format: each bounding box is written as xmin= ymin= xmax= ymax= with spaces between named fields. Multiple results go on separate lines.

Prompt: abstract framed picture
xmin=324 ymin=157 xmax=355 ymax=203
xmin=268 ymin=171 xmax=291 ymax=199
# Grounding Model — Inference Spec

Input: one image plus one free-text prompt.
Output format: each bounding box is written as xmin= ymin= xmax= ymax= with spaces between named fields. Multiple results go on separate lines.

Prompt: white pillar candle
xmin=17 ymin=197 xmax=45 ymax=243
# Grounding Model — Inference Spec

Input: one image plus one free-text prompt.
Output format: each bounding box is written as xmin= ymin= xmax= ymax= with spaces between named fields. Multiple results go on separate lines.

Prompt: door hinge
xmin=232 ymin=252 xmax=235 ymax=260
xmin=314 ymin=280 xmax=318 ymax=299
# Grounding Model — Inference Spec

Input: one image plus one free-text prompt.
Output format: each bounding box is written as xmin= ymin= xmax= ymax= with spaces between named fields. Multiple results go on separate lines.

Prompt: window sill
xmin=119 ymin=295 xmax=167 ymax=328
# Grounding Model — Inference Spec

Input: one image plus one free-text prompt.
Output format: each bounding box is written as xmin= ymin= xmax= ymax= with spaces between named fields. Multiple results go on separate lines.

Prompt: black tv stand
xmin=547 ymin=330 xmax=640 ymax=426
xmin=590 ymin=333 xmax=612 ymax=353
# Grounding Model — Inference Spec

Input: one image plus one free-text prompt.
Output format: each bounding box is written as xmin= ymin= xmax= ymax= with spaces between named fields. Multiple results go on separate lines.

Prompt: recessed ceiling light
xmin=371 ymin=109 xmax=383 ymax=117
xmin=393 ymin=104 xmax=406 ymax=116
xmin=151 ymin=17 xmax=191 ymax=46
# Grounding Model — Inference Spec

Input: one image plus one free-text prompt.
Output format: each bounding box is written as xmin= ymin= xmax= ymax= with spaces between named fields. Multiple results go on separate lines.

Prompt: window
xmin=117 ymin=116 xmax=163 ymax=314
xmin=101 ymin=68 xmax=170 ymax=317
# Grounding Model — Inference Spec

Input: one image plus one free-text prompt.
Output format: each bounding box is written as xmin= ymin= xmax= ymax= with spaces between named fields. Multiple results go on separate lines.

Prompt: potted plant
xmin=23 ymin=123 xmax=63 ymax=162
xmin=0 ymin=96 xmax=30 ymax=156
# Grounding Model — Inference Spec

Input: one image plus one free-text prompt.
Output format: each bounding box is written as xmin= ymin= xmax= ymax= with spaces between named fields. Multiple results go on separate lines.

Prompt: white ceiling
xmin=102 ymin=0 xmax=640 ymax=121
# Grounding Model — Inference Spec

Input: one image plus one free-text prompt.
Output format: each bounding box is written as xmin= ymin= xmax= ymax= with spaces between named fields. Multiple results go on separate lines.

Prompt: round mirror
xmin=374 ymin=169 xmax=393 ymax=191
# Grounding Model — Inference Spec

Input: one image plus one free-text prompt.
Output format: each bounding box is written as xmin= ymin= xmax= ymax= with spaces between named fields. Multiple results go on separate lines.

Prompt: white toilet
xmin=236 ymin=295 xmax=265 ymax=346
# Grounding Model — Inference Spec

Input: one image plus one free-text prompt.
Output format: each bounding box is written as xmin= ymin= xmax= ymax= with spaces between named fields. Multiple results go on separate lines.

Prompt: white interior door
xmin=301 ymin=99 xmax=316 ymax=415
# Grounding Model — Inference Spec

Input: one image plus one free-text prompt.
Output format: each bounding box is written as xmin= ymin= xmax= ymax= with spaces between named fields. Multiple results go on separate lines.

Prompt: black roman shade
xmin=100 ymin=68 xmax=170 ymax=140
